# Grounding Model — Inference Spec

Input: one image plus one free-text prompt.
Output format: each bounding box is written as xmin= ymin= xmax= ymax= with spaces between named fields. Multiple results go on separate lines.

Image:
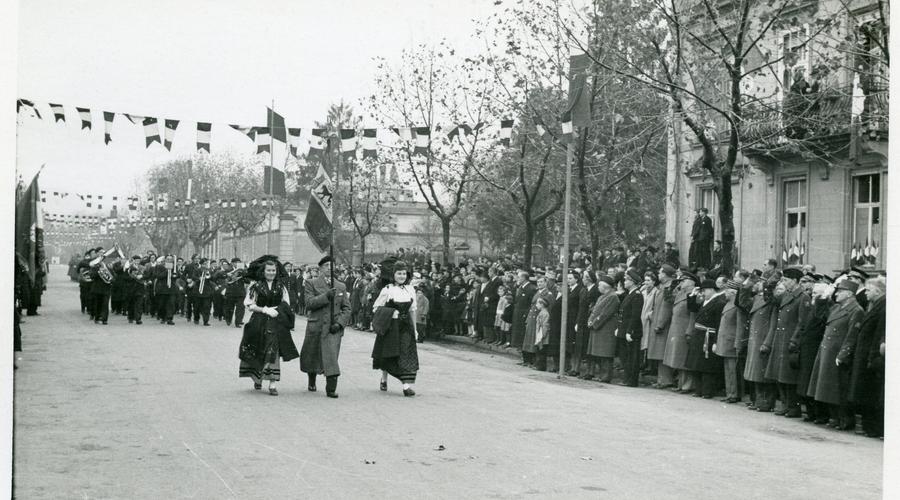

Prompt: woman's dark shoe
xmin=380 ymin=381 xmax=387 ymax=392
xmin=268 ymin=387 xmax=278 ymax=396
xmin=254 ymin=383 xmax=262 ymax=390
xmin=308 ymin=385 xmax=317 ymax=392
xmin=403 ymin=388 xmax=416 ymax=397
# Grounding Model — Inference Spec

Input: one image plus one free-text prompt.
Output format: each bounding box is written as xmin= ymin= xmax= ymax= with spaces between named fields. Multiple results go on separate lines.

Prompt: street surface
xmin=14 ymin=267 xmax=883 ymax=499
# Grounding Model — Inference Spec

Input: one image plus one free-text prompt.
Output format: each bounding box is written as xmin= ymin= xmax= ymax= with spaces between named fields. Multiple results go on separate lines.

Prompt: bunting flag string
xmin=143 ymin=117 xmax=161 ymax=147
xmin=197 ymin=122 xmax=211 ymax=153
xmin=77 ymin=107 xmax=92 ymax=130
xmin=164 ymin=119 xmax=180 ymax=151
xmin=49 ymin=103 xmax=65 ymax=122
xmin=103 ymin=112 xmax=115 ymax=144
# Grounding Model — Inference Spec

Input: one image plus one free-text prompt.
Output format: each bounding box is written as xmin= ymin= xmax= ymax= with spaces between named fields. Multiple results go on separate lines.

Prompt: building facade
xmin=665 ymin=0 xmax=888 ymax=274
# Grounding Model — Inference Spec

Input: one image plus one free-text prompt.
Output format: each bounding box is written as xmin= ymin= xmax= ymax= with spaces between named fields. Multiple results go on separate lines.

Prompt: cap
xmin=699 ymin=279 xmax=718 ymax=291
xmin=660 ymin=264 xmax=677 ymax=277
xmin=725 ymin=279 xmax=742 ymax=290
xmin=835 ymin=279 xmax=859 ymax=293
xmin=849 ymin=266 xmax=870 ymax=281
xmin=598 ymin=275 xmax=616 ymax=287
xmin=625 ymin=269 xmax=642 ymax=284
xmin=782 ymin=267 xmax=805 ymax=281
xmin=680 ymin=271 xmax=699 ymax=284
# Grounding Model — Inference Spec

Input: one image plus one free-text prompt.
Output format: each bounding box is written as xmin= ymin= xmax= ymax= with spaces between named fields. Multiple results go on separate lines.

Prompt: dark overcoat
xmin=300 ymin=277 xmax=351 ymax=377
xmin=685 ymin=292 xmax=727 ymax=373
xmin=763 ymin=287 xmax=811 ymax=384
xmin=791 ymin=297 xmax=830 ymax=397
xmin=662 ymin=285 xmax=695 ymax=370
xmin=714 ymin=291 xmax=739 ymax=358
xmin=616 ymin=288 xmax=644 ymax=341
xmin=575 ymin=284 xmax=599 ymax=357
xmin=848 ymin=295 xmax=885 ymax=406
xmin=806 ymin=299 xmax=864 ymax=405
xmin=511 ymin=282 xmax=536 ymax=348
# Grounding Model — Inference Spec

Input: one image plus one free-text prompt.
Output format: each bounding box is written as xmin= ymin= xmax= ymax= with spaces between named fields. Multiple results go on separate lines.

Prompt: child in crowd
xmin=494 ymin=285 xmax=513 ymax=346
xmin=415 ymin=285 xmax=429 ymax=343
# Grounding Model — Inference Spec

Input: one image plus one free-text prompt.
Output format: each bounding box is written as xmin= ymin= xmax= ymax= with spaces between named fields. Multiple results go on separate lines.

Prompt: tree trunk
xmin=359 ymin=235 xmax=367 ymax=264
xmin=718 ymin=169 xmax=736 ymax=276
xmin=440 ymin=218 xmax=451 ymax=266
xmin=523 ymin=219 xmax=535 ymax=269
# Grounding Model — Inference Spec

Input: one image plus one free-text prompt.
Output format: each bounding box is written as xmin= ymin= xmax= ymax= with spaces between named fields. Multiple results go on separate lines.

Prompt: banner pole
xmin=558 ymin=131 xmax=574 ymax=379
xmin=266 ymin=99 xmax=274 ymax=255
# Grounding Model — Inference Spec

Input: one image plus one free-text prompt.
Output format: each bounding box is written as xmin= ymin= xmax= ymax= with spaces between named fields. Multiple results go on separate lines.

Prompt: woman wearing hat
xmin=371 ymin=260 xmax=420 ymax=396
xmin=586 ymin=274 xmax=620 ymax=382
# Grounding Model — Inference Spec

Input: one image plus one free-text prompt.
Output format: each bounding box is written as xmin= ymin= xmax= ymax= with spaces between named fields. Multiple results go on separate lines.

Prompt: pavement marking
xmin=182 ymin=441 xmax=237 ymax=497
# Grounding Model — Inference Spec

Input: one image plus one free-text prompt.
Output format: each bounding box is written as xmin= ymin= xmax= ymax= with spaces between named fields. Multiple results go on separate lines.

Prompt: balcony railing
xmin=739 ymin=84 xmax=888 ymax=147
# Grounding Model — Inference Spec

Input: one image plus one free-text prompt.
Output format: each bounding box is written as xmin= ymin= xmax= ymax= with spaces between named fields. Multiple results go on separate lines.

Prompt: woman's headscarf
xmin=247 ymin=254 xmax=288 ymax=282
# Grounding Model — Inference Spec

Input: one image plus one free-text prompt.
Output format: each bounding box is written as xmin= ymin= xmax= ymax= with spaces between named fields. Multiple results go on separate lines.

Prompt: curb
xmin=432 ymin=334 xmax=522 ymax=360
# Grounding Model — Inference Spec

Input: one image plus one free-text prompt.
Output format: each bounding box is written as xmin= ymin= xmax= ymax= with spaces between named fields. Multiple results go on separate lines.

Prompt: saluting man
xmin=300 ymin=256 xmax=351 ymax=398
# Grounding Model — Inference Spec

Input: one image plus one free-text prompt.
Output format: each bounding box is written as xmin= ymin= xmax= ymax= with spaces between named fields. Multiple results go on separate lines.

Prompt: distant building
xmin=665 ymin=0 xmax=888 ymax=273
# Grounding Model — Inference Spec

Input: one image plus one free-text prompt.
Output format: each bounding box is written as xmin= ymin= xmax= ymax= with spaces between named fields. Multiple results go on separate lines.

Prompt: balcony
xmin=740 ymin=84 xmax=888 ymax=150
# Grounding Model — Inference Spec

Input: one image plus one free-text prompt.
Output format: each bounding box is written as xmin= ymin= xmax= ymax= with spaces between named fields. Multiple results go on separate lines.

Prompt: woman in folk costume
xmin=238 ymin=255 xmax=299 ymax=396
xmin=371 ymin=260 xmax=421 ymax=396
xmin=661 ymin=272 xmax=698 ymax=392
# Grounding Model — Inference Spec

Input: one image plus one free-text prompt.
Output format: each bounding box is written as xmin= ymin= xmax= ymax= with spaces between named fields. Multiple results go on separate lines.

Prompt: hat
xmin=646 ymin=245 xmax=658 ymax=253
xmin=598 ymin=275 xmax=616 ymax=287
xmin=545 ymin=269 xmax=557 ymax=280
xmin=318 ymin=255 xmax=332 ymax=267
xmin=782 ymin=267 xmax=805 ymax=281
xmin=849 ymin=266 xmax=870 ymax=281
xmin=725 ymin=279 xmax=742 ymax=290
xmin=680 ymin=271 xmax=699 ymax=284
xmin=660 ymin=264 xmax=676 ymax=277
xmin=819 ymin=274 xmax=835 ymax=284
xmin=625 ymin=269 xmax=642 ymax=284
xmin=836 ymin=279 xmax=859 ymax=293
xmin=699 ymin=279 xmax=718 ymax=291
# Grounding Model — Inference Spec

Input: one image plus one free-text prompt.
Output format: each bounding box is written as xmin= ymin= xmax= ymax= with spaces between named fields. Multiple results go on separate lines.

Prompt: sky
xmin=15 ymin=0 xmax=497 ymax=212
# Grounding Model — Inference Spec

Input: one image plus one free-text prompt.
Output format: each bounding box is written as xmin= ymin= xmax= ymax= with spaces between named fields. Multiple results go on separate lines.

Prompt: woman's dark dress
xmin=238 ymin=281 xmax=298 ymax=382
xmin=371 ymin=299 xmax=419 ymax=382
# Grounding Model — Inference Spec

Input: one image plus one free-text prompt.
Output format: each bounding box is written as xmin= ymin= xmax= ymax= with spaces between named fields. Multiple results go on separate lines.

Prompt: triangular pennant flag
xmin=103 ymin=112 xmax=115 ymax=144
xmin=163 ymin=119 xmax=179 ymax=151
xmin=391 ymin=127 xmax=414 ymax=141
xmin=362 ymin=129 xmax=378 ymax=159
xmin=340 ymin=129 xmax=357 ymax=160
xmin=124 ymin=114 xmax=144 ymax=125
xmin=288 ymin=128 xmax=302 ymax=158
xmin=76 ymin=107 xmax=92 ymax=130
xmin=255 ymin=127 xmax=271 ymax=154
xmin=143 ymin=117 xmax=161 ymax=148
xmin=49 ymin=103 xmax=65 ymax=122
xmin=16 ymin=99 xmax=42 ymax=119
xmin=414 ymin=126 xmax=430 ymax=156
xmin=499 ymin=119 xmax=514 ymax=146
xmin=196 ymin=122 xmax=211 ymax=153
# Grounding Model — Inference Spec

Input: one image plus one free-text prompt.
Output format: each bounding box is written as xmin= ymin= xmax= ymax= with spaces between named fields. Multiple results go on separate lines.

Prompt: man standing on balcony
xmin=689 ymin=208 xmax=714 ymax=270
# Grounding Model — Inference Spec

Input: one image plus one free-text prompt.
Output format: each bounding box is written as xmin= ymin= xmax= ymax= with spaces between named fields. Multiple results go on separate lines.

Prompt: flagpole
xmin=558 ymin=128 xmax=574 ymax=379
xmin=267 ymin=99 xmax=274 ymax=255
xmin=330 ymin=133 xmax=339 ymax=327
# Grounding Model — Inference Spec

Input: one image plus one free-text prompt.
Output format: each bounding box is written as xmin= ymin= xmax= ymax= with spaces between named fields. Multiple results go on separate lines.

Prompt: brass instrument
xmin=97 ymin=261 xmax=113 ymax=284
xmin=226 ymin=268 xmax=246 ymax=284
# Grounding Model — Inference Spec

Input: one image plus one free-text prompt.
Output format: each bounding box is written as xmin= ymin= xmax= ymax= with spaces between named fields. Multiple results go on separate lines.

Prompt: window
xmin=851 ymin=173 xmax=884 ymax=268
xmin=782 ymin=179 xmax=807 ymax=265
xmin=780 ymin=27 xmax=811 ymax=94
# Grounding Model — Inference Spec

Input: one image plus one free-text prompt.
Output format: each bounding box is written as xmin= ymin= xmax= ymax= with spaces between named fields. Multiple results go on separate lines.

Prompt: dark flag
xmin=77 ymin=107 xmax=92 ymax=130
xmin=15 ymin=172 xmax=45 ymax=283
xmin=196 ymin=122 xmax=212 ymax=152
xmin=304 ymin=164 xmax=334 ymax=253
xmin=103 ymin=112 xmax=115 ymax=144
xmin=265 ymin=108 xmax=287 ymax=196
xmin=263 ymin=166 xmax=286 ymax=196
xmin=163 ymin=119 xmax=180 ymax=151
xmin=143 ymin=117 xmax=161 ymax=148
xmin=362 ymin=128 xmax=377 ymax=159
xmin=567 ymin=54 xmax=592 ymax=127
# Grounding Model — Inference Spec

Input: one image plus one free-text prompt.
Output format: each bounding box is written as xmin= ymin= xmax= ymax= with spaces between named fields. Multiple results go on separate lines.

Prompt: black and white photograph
xmin=4 ymin=0 xmax=897 ymax=498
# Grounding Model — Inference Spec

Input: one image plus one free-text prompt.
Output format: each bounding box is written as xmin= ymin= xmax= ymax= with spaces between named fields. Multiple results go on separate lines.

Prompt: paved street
xmin=14 ymin=267 xmax=883 ymax=499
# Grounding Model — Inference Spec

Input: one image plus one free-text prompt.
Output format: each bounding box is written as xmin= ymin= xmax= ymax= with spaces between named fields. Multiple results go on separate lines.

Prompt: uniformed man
xmin=152 ymin=255 xmax=180 ymax=325
xmin=189 ymin=258 xmax=215 ymax=326
xmin=761 ymin=267 xmax=810 ymax=417
xmin=300 ymin=256 xmax=351 ymax=398
xmin=223 ymin=258 xmax=247 ymax=327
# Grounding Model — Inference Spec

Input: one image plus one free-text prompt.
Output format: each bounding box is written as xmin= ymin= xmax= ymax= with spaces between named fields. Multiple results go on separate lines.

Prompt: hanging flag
xmin=196 ymin=122 xmax=212 ymax=153
xmin=304 ymin=164 xmax=334 ymax=253
xmin=288 ymin=128 xmax=302 ymax=157
xmin=203 ymin=199 xmax=210 ymax=209
xmin=143 ymin=117 xmax=161 ymax=148
xmin=76 ymin=107 xmax=92 ymax=130
xmin=49 ymin=103 xmax=65 ymax=122
xmin=560 ymin=110 xmax=574 ymax=141
xmin=230 ymin=199 xmax=237 ymax=208
xmin=362 ymin=129 xmax=378 ymax=159
xmin=17 ymin=99 xmax=42 ymax=119
xmin=15 ymin=172 xmax=45 ymax=283
xmin=229 ymin=124 xmax=257 ymax=142
xmin=174 ymin=199 xmax=181 ymax=209
xmin=499 ymin=119 xmax=514 ymax=146
xmin=308 ymin=128 xmax=328 ymax=164
xmin=414 ymin=127 xmax=430 ymax=156
xmin=240 ymin=199 xmax=247 ymax=209
xmin=255 ymin=127 xmax=271 ymax=154
xmin=128 ymin=197 xmax=138 ymax=210
xmin=86 ymin=194 xmax=93 ymax=208
xmin=391 ymin=127 xmax=414 ymax=141
xmin=39 ymin=190 xmax=46 ymax=203
xmin=567 ymin=54 xmax=592 ymax=127
xmin=103 ymin=112 xmax=115 ymax=144
xmin=782 ymin=244 xmax=788 ymax=263
xmin=340 ymin=129 xmax=357 ymax=161
xmin=251 ymin=198 xmax=258 ymax=207
xmin=163 ymin=119 xmax=179 ymax=151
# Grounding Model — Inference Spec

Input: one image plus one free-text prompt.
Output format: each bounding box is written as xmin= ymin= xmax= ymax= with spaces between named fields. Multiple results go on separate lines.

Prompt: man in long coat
xmin=649 ymin=265 xmax=676 ymax=387
xmin=478 ymin=267 xmax=503 ymax=343
xmin=574 ymin=271 xmax=600 ymax=378
xmin=510 ymin=271 xmax=536 ymax=351
xmin=688 ymin=208 xmax=714 ymax=270
xmin=791 ymin=280 xmax=832 ymax=423
xmin=616 ymin=270 xmax=645 ymax=387
xmin=848 ymin=276 xmax=885 ymax=438
xmin=806 ymin=279 xmax=864 ymax=430
xmin=586 ymin=275 xmax=619 ymax=382
xmin=743 ymin=277 xmax=778 ymax=411
xmin=761 ymin=267 xmax=811 ymax=417
xmin=565 ymin=271 xmax=584 ymax=375
xmin=685 ymin=279 xmax=728 ymax=397
xmin=715 ymin=276 xmax=742 ymax=402
xmin=301 ymin=256 xmax=351 ymax=398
